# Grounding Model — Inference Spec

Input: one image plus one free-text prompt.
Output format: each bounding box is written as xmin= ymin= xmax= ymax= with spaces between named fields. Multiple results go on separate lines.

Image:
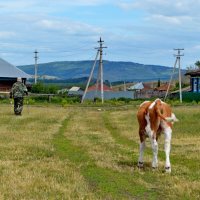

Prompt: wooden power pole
xmin=164 ymin=48 xmax=184 ymax=103
xmin=34 ymin=50 xmax=38 ymax=84
xmin=98 ymin=37 xmax=107 ymax=104
xmin=81 ymin=37 xmax=107 ymax=104
xmin=174 ymin=48 xmax=184 ymax=103
xmin=81 ymin=50 xmax=100 ymax=103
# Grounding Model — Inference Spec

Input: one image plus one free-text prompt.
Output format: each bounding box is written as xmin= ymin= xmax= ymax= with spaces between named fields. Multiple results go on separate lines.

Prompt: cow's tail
xmin=165 ymin=113 xmax=179 ymax=123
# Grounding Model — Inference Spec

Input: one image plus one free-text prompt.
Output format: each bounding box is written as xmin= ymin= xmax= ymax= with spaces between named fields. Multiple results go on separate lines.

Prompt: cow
xmin=137 ymin=98 xmax=178 ymax=173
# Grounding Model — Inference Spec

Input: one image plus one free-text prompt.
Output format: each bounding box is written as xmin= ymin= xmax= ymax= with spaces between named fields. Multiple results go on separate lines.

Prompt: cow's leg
xmin=146 ymin=126 xmax=158 ymax=168
xmin=150 ymin=136 xmax=158 ymax=169
xmin=138 ymin=129 xmax=145 ymax=168
xmin=164 ymin=126 xmax=172 ymax=173
xmin=138 ymin=141 xmax=145 ymax=168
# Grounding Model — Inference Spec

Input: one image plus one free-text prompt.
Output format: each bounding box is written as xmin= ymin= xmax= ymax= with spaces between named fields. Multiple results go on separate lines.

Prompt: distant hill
xmin=18 ymin=60 xmax=184 ymax=82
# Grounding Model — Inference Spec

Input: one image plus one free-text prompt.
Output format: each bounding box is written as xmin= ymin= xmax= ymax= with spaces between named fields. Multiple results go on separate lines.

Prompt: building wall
xmin=84 ymin=91 xmax=135 ymax=100
xmin=0 ymin=78 xmax=27 ymax=92
xmin=0 ymin=80 xmax=15 ymax=91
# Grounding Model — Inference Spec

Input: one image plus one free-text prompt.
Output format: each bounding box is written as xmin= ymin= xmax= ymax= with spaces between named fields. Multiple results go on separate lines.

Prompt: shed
xmin=68 ymin=86 xmax=83 ymax=96
xmin=69 ymin=86 xmax=81 ymax=92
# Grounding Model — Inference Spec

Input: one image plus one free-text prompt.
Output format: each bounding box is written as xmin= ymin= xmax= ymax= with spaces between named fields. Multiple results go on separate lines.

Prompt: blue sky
xmin=0 ymin=0 xmax=200 ymax=68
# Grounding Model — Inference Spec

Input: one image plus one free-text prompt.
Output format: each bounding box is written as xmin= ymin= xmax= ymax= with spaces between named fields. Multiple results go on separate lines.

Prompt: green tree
xmin=31 ymin=82 xmax=58 ymax=94
xmin=186 ymin=65 xmax=195 ymax=71
xmin=195 ymin=60 xmax=200 ymax=69
xmin=157 ymin=79 xmax=161 ymax=87
xmin=31 ymin=82 xmax=44 ymax=93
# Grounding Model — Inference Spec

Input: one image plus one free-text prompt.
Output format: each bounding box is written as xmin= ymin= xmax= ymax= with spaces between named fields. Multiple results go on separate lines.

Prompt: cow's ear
xmin=155 ymin=99 xmax=161 ymax=105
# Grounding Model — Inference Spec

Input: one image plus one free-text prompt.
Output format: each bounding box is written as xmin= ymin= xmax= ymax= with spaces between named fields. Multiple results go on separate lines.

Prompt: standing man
xmin=10 ymin=77 xmax=28 ymax=115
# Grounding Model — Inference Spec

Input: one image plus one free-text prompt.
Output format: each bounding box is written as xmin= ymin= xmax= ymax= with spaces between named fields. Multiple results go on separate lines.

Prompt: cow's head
xmin=154 ymin=99 xmax=166 ymax=121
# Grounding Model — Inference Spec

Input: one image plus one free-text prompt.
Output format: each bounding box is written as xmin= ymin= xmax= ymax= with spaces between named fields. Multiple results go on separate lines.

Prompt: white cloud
xmin=193 ymin=45 xmax=200 ymax=50
xmin=36 ymin=19 xmax=103 ymax=36
xmin=0 ymin=0 xmax=35 ymax=10
xmin=0 ymin=0 xmax=115 ymax=11
xmin=146 ymin=14 xmax=193 ymax=25
xmin=118 ymin=0 xmax=200 ymax=17
xmin=0 ymin=31 xmax=16 ymax=39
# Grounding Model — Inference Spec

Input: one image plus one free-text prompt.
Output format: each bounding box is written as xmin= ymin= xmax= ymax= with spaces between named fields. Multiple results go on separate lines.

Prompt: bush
xmin=51 ymin=96 xmax=63 ymax=104
xmin=31 ymin=82 xmax=58 ymax=94
xmin=117 ymin=97 xmax=133 ymax=103
xmin=31 ymin=82 xmax=44 ymax=93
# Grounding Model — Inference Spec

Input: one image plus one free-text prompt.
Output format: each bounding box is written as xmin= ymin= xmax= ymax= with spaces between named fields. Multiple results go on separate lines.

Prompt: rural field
xmin=0 ymin=103 xmax=199 ymax=199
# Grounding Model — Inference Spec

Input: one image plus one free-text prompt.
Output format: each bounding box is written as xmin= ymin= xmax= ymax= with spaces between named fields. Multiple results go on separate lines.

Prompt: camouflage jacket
xmin=10 ymin=82 xmax=28 ymax=98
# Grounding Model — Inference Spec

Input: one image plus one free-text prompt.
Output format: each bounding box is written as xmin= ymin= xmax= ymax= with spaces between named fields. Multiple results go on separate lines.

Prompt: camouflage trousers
xmin=14 ymin=97 xmax=24 ymax=115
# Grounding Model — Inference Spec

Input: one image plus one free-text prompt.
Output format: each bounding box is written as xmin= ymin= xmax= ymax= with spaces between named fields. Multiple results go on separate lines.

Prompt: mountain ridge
xmin=17 ymin=60 xmax=183 ymax=82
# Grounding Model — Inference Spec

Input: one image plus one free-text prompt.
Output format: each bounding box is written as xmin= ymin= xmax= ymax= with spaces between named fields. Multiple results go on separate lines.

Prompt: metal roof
xmin=0 ymin=58 xmax=31 ymax=79
xmin=128 ymin=82 xmax=144 ymax=90
xmin=69 ymin=86 xmax=81 ymax=92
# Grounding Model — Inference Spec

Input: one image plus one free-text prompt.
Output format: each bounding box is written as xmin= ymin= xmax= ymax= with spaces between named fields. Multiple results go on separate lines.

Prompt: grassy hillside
xmin=18 ymin=60 xmax=183 ymax=82
xmin=0 ymin=104 xmax=199 ymax=199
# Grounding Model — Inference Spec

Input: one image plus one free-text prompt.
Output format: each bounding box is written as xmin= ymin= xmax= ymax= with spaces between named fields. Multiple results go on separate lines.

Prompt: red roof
xmin=143 ymin=83 xmax=153 ymax=91
xmin=154 ymin=84 xmax=172 ymax=91
xmin=88 ymin=84 xmax=113 ymax=91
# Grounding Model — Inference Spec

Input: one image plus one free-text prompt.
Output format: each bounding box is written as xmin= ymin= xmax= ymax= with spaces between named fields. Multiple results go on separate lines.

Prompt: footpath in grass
xmin=53 ymin=110 xmax=158 ymax=200
xmin=53 ymin=107 xmax=200 ymax=200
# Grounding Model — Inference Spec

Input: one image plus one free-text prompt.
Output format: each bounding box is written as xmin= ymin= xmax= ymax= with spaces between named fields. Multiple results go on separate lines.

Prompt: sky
xmin=0 ymin=0 xmax=200 ymax=68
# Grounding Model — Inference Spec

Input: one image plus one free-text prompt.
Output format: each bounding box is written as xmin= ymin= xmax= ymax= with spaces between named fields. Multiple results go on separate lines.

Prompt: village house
xmin=68 ymin=86 xmax=83 ymax=96
xmin=0 ymin=58 xmax=30 ymax=92
xmin=128 ymin=82 xmax=153 ymax=98
xmin=185 ymin=69 xmax=200 ymax=93
xmin=154 ymin=83 xmax=173 ymax=98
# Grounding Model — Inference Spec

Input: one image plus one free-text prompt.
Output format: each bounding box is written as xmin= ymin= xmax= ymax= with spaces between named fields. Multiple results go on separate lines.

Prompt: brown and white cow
xmin=137 ymin=98 xmax=178 ymax=173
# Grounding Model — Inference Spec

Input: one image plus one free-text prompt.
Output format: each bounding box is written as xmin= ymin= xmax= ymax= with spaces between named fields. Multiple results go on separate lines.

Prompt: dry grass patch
xmin=0 ymin=104 xmax=200 ymax=199
xmin=0 ymin=106 xmax=96 ymax=199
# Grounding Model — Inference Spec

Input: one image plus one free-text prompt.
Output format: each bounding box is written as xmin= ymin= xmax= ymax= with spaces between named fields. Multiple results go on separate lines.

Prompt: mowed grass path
xmin=0 ymin=105 xmax=200 ymax=199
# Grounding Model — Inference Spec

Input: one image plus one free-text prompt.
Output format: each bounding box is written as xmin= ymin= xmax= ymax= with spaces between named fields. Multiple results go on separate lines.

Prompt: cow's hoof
xmin=152 ymin=162 xmax=158 ymax=169
xmin=152 ymin=166 xmax=158 ymax=171
xmin=165 ymin=166 xmax=171 ymax=173
xmin=138 ymin=162 xmax=144 ymax=168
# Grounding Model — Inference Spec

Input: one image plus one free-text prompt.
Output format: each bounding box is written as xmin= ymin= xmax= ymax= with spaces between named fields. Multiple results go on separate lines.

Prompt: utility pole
xmin=81 ymin=37 xmax=107 ymax=104
xmin=97 ymin=37 xmax=107 ymax=104
xmin=164 ymin=48 xmax=184 ymax=103
xmin=174 ymin=48 xmax=184 ymax=103
xmin=81 ymin=50 xmax=100 ymax=103
xmin=34 ymin=50 xmax=38 ymax=84
xmin=124 ymin=81 xmax=126 ymax=91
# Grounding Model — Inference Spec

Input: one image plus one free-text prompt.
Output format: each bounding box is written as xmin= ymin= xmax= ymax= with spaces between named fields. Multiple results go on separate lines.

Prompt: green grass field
xmin=0 ymin=104 xmax=199 ymax=199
